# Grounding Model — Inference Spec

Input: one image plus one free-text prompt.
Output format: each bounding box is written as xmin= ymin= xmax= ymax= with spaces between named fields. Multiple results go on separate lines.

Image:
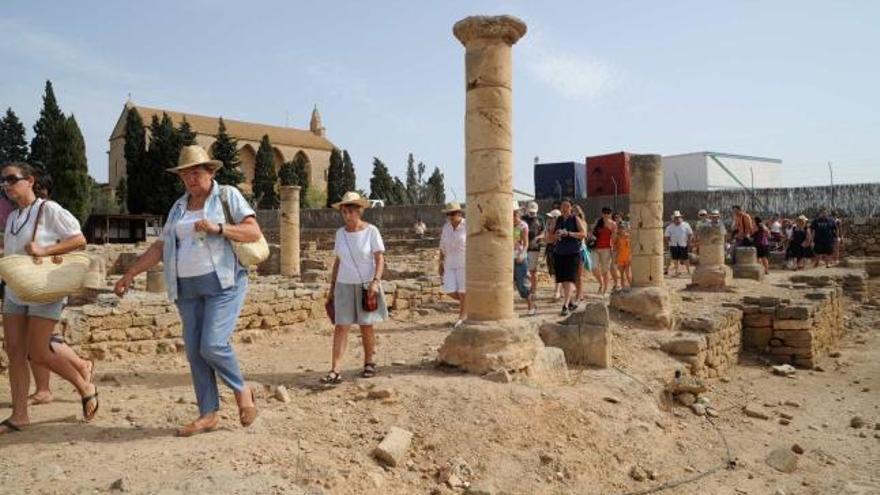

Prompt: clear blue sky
xmin=2 ymin=0 xmax=878 ymax=197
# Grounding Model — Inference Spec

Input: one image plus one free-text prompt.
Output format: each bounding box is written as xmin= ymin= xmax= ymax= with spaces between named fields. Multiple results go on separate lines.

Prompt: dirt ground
xmin=0 ymin=267 xmax=878 ymax=495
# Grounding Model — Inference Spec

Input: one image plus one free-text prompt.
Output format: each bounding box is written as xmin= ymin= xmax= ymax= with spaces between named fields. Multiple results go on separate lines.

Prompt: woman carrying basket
xmin=0 ymin=161 xmax=97 ymax=434
xmin=114 ymin=146 xmax=261 ymax=437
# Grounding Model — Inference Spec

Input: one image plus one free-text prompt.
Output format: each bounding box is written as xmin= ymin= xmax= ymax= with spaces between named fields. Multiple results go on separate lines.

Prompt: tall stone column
xmin=455 ymin=15 xmax=526 ymax=321
xmin=439 ymin=16 xmax=562 ymax=379
xmin=610 ymin=154 xmax=672 ymax=328
xmin=692 ymin=223 xmax=732 ymax=289
xmin=279 ymin=186 xmax=301 ymax=277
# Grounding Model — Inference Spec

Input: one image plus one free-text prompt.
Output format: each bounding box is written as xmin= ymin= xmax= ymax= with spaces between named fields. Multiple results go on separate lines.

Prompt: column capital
xmin=453 ymin=15 xmax=527 ymax=47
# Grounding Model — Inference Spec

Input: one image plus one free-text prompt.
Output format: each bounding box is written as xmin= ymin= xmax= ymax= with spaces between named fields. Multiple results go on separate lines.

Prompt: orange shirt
xmin=615 ymin=234 xmax=631 ymax=265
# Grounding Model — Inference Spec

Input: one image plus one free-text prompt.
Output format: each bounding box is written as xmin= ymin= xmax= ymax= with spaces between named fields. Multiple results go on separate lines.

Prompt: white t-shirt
xmin=770 ymin=220 xmax=782 ymax=234
xmin=440 ymin=219 xmax=466 ymax=270
xmin=334 ymin=224 xmax=385 ymax=285
xmin=664 ymin=221 xmax=693 ymax=247
xmin=3 ymin=199 xmax=82 ymax=303
xmin=174 ymin=209 xmax=215 ymax=278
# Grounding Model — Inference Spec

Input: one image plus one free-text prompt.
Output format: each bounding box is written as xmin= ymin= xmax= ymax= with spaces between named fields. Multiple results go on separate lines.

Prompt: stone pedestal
xmin=146 ymin=264 xmax=165 ymax=293
xmin=538 ymin=301 xmax=611 ymax=368
xmin=439 ymin=319 xmax=545 ymax=375
xmin=733 ymin=247 xmax=765 ymax=281
xmin=691 ymin=223 xmax=732 ymax=289
xmin=610 ymin=154 xmax=672 ymax=328
xmin=279 ymin=186 xmax=301 ymax=277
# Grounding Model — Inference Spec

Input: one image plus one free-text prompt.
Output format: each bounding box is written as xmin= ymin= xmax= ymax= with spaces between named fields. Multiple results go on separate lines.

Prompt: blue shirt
xmin=162 ymin=181 xmax=256 ymax=301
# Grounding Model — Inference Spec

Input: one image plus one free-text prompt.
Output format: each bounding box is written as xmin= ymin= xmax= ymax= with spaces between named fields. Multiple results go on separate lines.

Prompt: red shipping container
xmin=586 ymin=152 xmax=631 ymax=197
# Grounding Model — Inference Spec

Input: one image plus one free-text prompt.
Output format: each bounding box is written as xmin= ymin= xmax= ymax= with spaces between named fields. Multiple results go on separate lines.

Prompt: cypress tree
xmin=279 ymin=160 xmax=297 ymax=186
xmin=341 ymin=149 xmax=357 ymax=194
xmin=391 ymin=176 xmax=408 ymax=206
xmin=325 ymin=147 xmax=345 ymax=207
xmin=49 ymin=115 xmax=92 ymax=222
xmin=252 ymin=134 xmax=278 ymax=209
xmin=213 ymin=118 xmax=244 ymax=186
xmin=146 ymin=113 xmax=185 ymax=216
xmin=369 ymin=157 xmax=395 ymax=202
xmin=115 ymin=178 xmax=128 ymax=213
xmin=0 ymin=108 xmax=29 ymax=163
xmin=292 ymin=153 xmax=310 ymax=208
xmin=405 ymin=153 xmax=418 ymax=204
xmin=123 ymin=107 xmax=147 ymax=213
xmin=425 ymin=166 xmax=446 ymax=204
xmin=29 ymin=80 xmax=65 ymax=171
xmin=177 ymin=117 xmax=197 ymax=146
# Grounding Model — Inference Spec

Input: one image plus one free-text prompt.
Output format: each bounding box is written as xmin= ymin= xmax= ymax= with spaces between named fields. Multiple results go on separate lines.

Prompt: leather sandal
xmin=176 ymin=415 xmax=220 ymax=437
xmin=239 ymin=387 xmax=258 ymax=427
xmin=81 ymin=387 xmax=99 ymax=422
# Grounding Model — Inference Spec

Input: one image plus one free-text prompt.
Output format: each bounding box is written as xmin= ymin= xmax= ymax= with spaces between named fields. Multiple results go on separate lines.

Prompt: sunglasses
xmin=0 ymin=175 xmax=25 ymax=186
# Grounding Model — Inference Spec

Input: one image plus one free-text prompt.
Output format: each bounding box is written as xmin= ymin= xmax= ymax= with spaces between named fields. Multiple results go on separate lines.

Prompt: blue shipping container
xmin=533 ymin=162 xmax=587 ymax=200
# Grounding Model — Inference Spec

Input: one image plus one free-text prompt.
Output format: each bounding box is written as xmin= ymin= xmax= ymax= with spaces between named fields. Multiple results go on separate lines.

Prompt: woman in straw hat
xmin=320 ymin=191 xmax=388 ymax=385
xmin=114 ymin=145 xmax=261 ymax=436
xmin=439 ymin=201 xmax=467 ymax=327
xmin=0 ymin=161 xmax=97 ymax=434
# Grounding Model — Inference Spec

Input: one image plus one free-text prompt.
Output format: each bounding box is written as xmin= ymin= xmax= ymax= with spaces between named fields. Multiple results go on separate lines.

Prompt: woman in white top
xmin=439 ymin=202 xmax=467 ymax=327
xmin=0 ymin=162 xmax=97 ymax=434
xmin=321 ymin=192 xmax=387 ymax=385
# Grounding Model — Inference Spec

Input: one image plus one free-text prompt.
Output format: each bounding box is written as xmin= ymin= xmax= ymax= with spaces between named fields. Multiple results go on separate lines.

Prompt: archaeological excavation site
xmin=1 ymin=13 xmax=878 ymax=495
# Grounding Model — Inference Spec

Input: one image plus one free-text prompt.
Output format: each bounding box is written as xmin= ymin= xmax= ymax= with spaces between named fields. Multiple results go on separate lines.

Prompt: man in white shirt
xmin=664 ymin=210 xmax=694 ymax=276
xmin=439 ymin=202 xmax=466 ymax=327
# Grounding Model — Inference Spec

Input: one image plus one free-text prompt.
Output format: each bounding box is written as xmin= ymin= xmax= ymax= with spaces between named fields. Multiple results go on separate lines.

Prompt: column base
xmin=690 ymin=265 xmax=733 ymax=290
xmin=733 ymin=264 xmax=765 ymax=281
xmin=609 ymin=286 xmax=673 ymax=329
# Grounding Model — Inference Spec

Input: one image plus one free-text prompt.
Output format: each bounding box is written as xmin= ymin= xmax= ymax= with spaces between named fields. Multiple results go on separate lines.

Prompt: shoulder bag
xmin=341 ymin=225 xmax=379 ymax=312
xmin=220 ymin=186 xmax=270 ymax=266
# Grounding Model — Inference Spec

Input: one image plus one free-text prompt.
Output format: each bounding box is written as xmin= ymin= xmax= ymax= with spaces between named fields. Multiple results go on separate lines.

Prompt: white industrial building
xmin=662 ymin=151 xmax=782 ymax=191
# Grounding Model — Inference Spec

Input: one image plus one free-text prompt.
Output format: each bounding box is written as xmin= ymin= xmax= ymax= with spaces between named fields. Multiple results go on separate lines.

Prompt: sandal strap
xmin=0 ymin=419 xmax=21 ymax=432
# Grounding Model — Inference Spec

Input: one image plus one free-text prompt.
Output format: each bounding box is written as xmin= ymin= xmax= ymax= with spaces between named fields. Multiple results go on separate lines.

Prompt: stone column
xmin=279 ymin=186 xmax=301 ymax=277
xmin=610 ymin=154 xmax=672 ymax=328
xmin=439 ymin=16 xmax=561 ymax=380
xmin=455 ymin=15 xmax=526 ymax=321
xmin=692 ymin=223 xmax=732 ymax=289
xmin=733 ymin=246 xmax=765 ymax=281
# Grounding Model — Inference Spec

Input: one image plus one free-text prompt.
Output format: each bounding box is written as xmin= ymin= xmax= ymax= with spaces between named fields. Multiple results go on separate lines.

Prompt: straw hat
xmin=672 ymin=210 xmax=683 ymax=218
xmin=331 ymin=191 xmax=371 ymax=209
xmin=546 ymin=209 xmax=561 ymax=218
xmin=797 ymin=214 xmax=809 ymax=222
xmin=167 ymin=145 xmax=222 ymax=174
xmin=442 ymin=201 xmax=464 ymax=213
xmin=526 ymin=201 xmax=539 ymax=214
xmin=709 ymin=209 xmax=720 ymax=216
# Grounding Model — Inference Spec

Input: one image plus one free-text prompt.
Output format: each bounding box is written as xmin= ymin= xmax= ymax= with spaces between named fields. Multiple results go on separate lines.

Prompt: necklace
xmin=10 ymin=199 xmax=39 ymax=236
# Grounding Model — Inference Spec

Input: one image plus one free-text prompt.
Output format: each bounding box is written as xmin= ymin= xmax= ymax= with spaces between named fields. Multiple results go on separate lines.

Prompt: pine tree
xmin=425 ymin=166 xmax=446 ymax=204
xmin=49 ymin=116 xmax=92 ymax=222
xmin=405 ymin=153 xmax=418 ymax=204
xmin=213 ymin=118 xmax=244 ymax=186
xmin=115 ymin=178 xmax=128 ymax=213
xmin=252 ymin=134 xmax=278 ymax=209
xmin=123 ymin=107 xmax=148 ymax=213
xmin=177 ymin=117 xmax=197 ymax=146
xmin=341 ymin=149 xmax=357 ymax=194
xmin=292 ymin=153 xmax=310 ymax=208
xmin=369 ymin=157 xmax=395 ymax=202
xmin=146 ymin=113 xmax=185 ymax=216
xmin=0 ymin=108 xmax=29 ymax=163
xmin=29 ymin=80 xmax=65 ymax=171
xmin=391 ymin=176 xmax=408 ymax=206
xmin=325 ymin=147 xmax=345 ymax=207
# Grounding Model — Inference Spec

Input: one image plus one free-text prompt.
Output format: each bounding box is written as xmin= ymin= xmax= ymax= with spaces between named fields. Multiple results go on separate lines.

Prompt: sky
xmin=1 ymin=0 xmax=878 ymax=198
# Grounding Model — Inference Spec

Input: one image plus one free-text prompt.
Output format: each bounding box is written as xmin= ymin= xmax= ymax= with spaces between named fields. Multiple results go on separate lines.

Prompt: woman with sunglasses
xmin=0 ymin=161 xmax=98 ymax=434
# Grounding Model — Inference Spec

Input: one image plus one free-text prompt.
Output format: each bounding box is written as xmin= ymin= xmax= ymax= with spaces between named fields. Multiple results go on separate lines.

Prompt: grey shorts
xmin=527 ymin=251 xmax=541 ymax=271
xmin=2 ymin=296 xmax=64 ymax=321
xmin=333 ymin=283 xmax=388 ymax=326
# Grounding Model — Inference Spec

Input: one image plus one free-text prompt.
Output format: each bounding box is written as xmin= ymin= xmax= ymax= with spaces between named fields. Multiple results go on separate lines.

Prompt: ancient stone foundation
xmin=538 ymin=301 xmax=611 ymax=368
xmin=659 ymin=308 xmax=743 ymax=378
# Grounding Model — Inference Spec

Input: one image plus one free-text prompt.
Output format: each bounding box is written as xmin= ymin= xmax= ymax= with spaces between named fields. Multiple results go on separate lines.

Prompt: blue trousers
xmin=514 ymin=260 xmax=531 ymax=299
xmin=175 ymin=270 xmax=248 ymax=416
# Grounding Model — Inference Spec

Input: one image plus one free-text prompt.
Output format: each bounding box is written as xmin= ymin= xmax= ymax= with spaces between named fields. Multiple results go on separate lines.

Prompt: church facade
xmin=108 ymin=103 xmax=335 ymax=196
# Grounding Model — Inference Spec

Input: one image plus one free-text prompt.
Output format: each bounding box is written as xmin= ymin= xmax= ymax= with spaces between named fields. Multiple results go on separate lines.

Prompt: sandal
xmin=81 ymin=387 xmax=99 ymax=422
xmin=176 ymin=415 xmax=220 ymax=437
xmin=239 ymin=387 xmax=258 ymax=427
xmin=319 ymin=371 xmax=343 ymax=385
xmin=0 ymin=419 xmax=23 ymax=435
xmin=361 ymin=363 xmax=377 ymax=379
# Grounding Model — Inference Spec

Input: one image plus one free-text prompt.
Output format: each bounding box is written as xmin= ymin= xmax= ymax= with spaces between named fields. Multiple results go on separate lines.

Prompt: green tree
xmin=177 ymin=117 xmax=197 ymax=146
xmin=213 ymin=118 xmax=244 ymax=187
xmin=341 ymin=149 xmax=357 ymax=194
xmin=293 ymin=153 xmax=310 ymax=208
xmin=405 ymin=153 xmax=418 ymax=204
xmin=278 ymin=160 xmax=297 ymax=186
xmin=49 ymin=116 xmax=92 ymax=221
xmin=325 ymin=147 xmax=345 ymax=207
xmin=252 ymin=134 xmax=278 ymax=209
xmin=146 ymin=113 xmax=185 ymax=216
xmin=0 ymin=108 xmax=29 ymax=163
xmin=369 ymin=157 xmax=395 ymax=202
xmin=123 ymin=107 xmax=148 ymax=213
xmin=424 ymin=166 xmax=446 ymax=204
xmin=29 ymin=80 xmax=65 ymax=170
xmin=391 ymin=176 xmax=408 ymax=206
xmin=115 ymin=178 xmax=128 ymax=213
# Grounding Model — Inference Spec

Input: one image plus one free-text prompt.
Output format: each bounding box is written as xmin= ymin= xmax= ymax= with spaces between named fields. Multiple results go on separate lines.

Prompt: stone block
xmin=439 ymin=320 xmax=544 ymax=374
xmin=775 ymin=305 xmax=811 ymax=320
xmin=561 ymin=301 xmax=609 ymax=327
xmin=538 ymin=322 xmax=610 ymax=368
xmin=660 ymin=337 xmax=705 ymax=356
xmin=154 ymin=312 xmax=180 ymax=328
xmin=773 ymin=319 xmax=813 ymax=330
xmin=609 ymin=286 xmax=672 ymax=329
xmin=733 ymin=263 xmax=765 ymax=281
xmin=125 ymin=327 xmax=153 ymax=341
xmin=743 ymin=313 xmax=772 ymax=328
xmin=742 ymin=327 xmax=772 ymax=350
xmin=525 ymin=347 xmax=569 ymax=382
xmin=691 ymin=264 xmax=732 ymax=289
xmin=373 ymin=427 xmax=413 ymax=467
xmin=766 ymin=447 xmax=798 ymax=473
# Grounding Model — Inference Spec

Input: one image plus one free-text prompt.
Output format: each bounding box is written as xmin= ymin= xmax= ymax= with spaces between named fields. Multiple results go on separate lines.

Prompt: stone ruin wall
xmin=660 ymin=308 xmax=743 ymax=379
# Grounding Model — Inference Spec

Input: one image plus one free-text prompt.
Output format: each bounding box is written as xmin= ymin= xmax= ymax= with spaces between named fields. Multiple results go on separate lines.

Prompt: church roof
xmin=111 ymin=104 xmax=335 ymax=151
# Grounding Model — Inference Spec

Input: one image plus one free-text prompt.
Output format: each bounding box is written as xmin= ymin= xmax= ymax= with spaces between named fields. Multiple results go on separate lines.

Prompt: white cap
xmin=526 ymin=201 xmax=539 ymax=214
xmin=710 ymin=209 xmax=720 ymax=216
xmin=672 ymin=210 xmax=683 ymax=218
xmin=698 ymin=209 xmax=708 ymax=216
xmin=546 ymin=209 xmax=561 ymax=218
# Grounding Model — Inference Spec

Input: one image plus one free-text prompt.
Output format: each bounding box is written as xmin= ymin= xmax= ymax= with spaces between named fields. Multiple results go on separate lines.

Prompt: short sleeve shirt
xmin=335 ymin=224 xmax=385 ymax=284
xmin=664 ymin=222 xmax=693 ymax=247
xmin=440 ymin=219 xmax=466 ymax=270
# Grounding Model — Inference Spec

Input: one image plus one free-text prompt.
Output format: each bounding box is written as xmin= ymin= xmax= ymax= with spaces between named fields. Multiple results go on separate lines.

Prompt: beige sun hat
xmin=797 ymin=214 xmax=809 ymax=222
xmin=672 ymin=210 xmax=683 ymax=218
xmin=167 ymin=145 xmax=222 ymax=174
xmin=331 ymin=191 xmax=371 ymax=209
xmin=526 ymin=201 xmax=539 ymax=214
xmin=442 ymin=201 xmax=464 ymax=213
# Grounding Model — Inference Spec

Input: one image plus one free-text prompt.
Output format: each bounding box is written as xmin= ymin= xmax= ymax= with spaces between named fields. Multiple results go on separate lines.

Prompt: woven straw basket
xmin=0 ymin=253 xmax=94 ymax=304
